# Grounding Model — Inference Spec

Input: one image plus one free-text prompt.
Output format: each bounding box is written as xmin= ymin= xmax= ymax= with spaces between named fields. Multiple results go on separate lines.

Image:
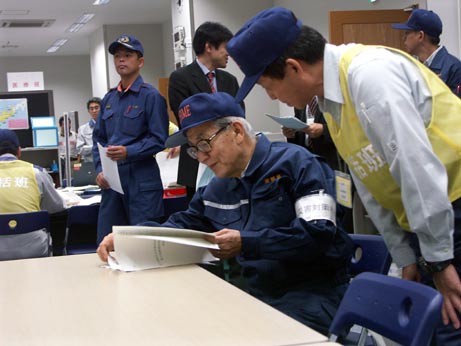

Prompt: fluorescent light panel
xmin=46 ymin=38 xmax=68 ymax=53
xmin=75 ymin=13 xmax=95 ymax=24
xmin=93 ymin=0 xmax=111 ymax=5
xmin=66 ymin=13 xmax=94 ymax=33
xmin=67 ymin=23 xmax=85 ymax=33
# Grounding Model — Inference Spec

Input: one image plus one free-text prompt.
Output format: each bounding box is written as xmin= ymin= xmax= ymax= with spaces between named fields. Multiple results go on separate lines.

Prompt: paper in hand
xmin=97 ymin=142 xmax=124 ymax=194
xmin=264 ymin=113 xmax=309 ymax=130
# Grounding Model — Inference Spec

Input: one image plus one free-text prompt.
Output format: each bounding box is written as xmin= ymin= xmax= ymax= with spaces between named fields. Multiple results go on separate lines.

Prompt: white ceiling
xmin=0 ymin=0 xmax=171 ymax=57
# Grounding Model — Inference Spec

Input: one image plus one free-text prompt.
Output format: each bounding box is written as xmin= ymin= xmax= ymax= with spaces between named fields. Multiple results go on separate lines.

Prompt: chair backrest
xmin=349 ymin=234 xmax=392 ymax=276
xmin=0 ymin=211 xmax=51 ymax=260
xmin=65 ymin=204 xmax=99 ymax=254
xmin=329 ymin=272 xmax=443 ymax=346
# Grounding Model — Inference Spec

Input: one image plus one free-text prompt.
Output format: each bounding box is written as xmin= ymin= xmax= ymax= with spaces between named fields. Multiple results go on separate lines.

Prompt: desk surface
xmin=0 ymin=254 xmax=327 ymax=346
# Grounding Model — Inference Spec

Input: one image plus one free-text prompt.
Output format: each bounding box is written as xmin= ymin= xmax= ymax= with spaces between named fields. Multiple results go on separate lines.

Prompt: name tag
xmin=335 ymin=170 xmax=352 ymax=208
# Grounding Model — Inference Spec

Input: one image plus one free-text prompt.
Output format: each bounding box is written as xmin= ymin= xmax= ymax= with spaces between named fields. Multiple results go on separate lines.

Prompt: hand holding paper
xmin=108 ymin=226 xmax=218 ymax=271
xmin=97 ymin=142 xmax=124 ymax=194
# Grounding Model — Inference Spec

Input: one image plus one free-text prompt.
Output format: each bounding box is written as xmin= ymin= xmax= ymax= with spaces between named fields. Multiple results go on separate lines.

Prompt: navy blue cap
xmin=0 ymin=129 xmax=20 ymax=147
xmin=227 ymin=7 xmax=302 ymax=103
xmin=165 ymin=92 xmax=245 ymax=148
xmin=108 ymin=34 xmax=144 ymax=56
xmin=392 ymin=9 xmax=442 ymax=38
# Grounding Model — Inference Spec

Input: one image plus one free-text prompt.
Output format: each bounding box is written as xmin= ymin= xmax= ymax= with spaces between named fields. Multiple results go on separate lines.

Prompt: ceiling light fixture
xmin=66 ymin=13 xmax=94 ymax=33
xmin=93 ymin=0 xmax=111 ymax=5
xmin=46 ymin=38 xmax=68 ymax=53
xmin=67 ymin=23 xmax=85 ymax=33
xmin=75 ymin=13 xmax=95 ymax=24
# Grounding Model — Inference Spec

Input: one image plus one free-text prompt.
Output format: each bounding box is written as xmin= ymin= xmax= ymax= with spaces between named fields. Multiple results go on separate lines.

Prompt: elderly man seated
xmin=97 ymin=92 xmax=353 ymax=335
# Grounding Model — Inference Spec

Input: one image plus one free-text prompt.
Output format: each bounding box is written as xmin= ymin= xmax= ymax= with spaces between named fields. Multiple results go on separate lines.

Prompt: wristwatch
xmin=418 ymin=257 xmax=451 ymax=274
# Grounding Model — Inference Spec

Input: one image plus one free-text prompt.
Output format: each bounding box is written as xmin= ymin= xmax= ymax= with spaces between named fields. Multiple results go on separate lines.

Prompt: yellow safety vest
xmin=323 ymin=44 xmax=461 ymax=230
xmin=0 ymin=160 xmax=40 ymax=213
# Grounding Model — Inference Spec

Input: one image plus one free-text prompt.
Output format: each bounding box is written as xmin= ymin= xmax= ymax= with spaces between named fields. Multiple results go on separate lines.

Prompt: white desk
xmin=0 ymin=254 xmax=328 ymax=346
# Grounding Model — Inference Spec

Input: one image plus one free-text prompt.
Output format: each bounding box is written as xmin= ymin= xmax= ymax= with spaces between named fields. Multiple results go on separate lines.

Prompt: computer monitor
xmin=30 ymin=116 xmax=56 ymax=128
xmin=33 ymin=127 xmax=58 ymax=147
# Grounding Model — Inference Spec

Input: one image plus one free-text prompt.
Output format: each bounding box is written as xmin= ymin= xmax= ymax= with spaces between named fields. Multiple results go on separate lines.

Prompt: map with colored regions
xmin=0 ymin=98 xmax=29 ymax=130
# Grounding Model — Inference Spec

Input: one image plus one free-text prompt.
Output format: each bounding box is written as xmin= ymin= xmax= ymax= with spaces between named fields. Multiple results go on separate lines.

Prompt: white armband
xmin=295 ymin=190 xmax=336 ymax=226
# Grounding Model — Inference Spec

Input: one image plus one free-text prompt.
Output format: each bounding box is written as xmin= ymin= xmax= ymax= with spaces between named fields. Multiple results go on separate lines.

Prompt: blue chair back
xmin=0 ymin=211 xmax=49 ymax=235
xmin=65 ymin=204 xmax=99 ymax=255
xmin=349 ymin=234 xmax=392 ymax=276
xmin=329 ymin=272 xmax=443 ymax=346
xmin=0 ymin=211 xmax=51 ymax=260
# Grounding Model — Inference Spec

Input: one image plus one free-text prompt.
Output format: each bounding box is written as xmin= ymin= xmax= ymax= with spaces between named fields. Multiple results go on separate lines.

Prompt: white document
xmin=56 ymin=190 xmax=101 ymax=207
xmin=265 ymin=113 xmax=309 ymax=130
xmin=155 ymin=151 xmax=179 ymax=188
xmin=78 ymin=195 xmax=102 ymax=206
xmin=97 ymin=143 xmax=124 ymax=194
xmin=109 ymin=226 xmax=219 ymax=272
xmin=57 ymin=190 xmax=82 ymax=208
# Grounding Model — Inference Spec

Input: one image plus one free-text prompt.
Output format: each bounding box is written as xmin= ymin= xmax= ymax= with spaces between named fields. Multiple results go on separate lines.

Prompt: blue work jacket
xmin=430 ymin=46 xmax=461 ymax=97
xmin=92 ymin=75 xmax=169 ymax=173
xmin=162 ymin=135 xmax=353 ymax=298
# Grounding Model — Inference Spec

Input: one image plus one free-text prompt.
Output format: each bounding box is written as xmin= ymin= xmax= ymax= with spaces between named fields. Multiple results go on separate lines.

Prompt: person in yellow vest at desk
xmin=226 ymin=7 xmax=461 ymax=344
xmin=0 ymin=129 xmax=66 ymax=260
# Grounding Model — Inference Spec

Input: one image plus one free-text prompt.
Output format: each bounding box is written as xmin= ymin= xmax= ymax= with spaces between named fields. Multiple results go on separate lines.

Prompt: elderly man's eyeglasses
xmin=186 ymin=124 xmax=230 ymax=159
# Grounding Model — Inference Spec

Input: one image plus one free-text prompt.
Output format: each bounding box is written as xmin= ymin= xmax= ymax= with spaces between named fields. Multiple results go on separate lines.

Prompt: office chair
xmin=329 ymin=272 xmax=443 ymax=346
xmin=349 ymin=234 xmax=392 ymax=276
xmin=0 ymin=211 xmax=51 ymax=260
xmin=64 ymin=204 xmax=99 ymax=255
xmin=347 ymin=234 xmax=393 ymax=346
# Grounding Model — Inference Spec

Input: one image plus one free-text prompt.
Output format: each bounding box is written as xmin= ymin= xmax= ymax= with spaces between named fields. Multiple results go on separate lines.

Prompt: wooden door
xmin=329 ymin=9 xmax=411 ymax=49
xmin=329 ymin=9 xmax=416 ymax=235
xmin=158 ymin=77 xmax=178 ymax=125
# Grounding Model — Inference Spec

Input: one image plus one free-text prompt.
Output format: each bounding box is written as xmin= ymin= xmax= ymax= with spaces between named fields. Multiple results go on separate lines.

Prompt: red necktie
xmin=308 ymin=96 xmax=318 ymax=116
xmin=206 ymin=72 xmax=216 ymax=93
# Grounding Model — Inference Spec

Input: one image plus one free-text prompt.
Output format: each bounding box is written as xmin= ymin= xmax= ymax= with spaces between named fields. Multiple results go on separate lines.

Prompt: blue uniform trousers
xmin=264 ymin=282 xmax=348 ymax=336
xmin=97 ymin=159 xmax=164 ymax=243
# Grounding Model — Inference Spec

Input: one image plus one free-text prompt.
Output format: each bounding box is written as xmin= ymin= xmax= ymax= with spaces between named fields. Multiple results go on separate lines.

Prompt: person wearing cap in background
xmin=0 ymin=129 xmax=66 ymax=260
xmin=97 ymin=92 xmax=353 ymax=335
xmin=77 ymin=97 xmax=101 ymax=163
xmin=227 ymin=7 xmax=461 ymax=344
xmin=392 ymin=8 xmax=461 ymax=97
xmin=92 ymin=34 xmax=169 ymax=244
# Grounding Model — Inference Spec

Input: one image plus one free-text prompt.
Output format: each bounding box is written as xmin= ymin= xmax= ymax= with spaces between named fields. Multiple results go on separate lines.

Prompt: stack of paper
xmin=108 ymin=226 xmax=218 ymax=272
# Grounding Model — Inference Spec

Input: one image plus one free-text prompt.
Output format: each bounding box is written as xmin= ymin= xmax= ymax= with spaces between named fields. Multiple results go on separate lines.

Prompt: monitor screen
xmin=33 ymin=127 xmax=58 ymax=147
xmin=31 ymin=116 xmax=55 ymax=128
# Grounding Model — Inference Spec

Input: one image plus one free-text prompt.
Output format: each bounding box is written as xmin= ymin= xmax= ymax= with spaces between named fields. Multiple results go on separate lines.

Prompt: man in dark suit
xmin=168 ymin=22 xmax=241 ymax=202
xmin=283 ymin=98 xmax=342 ymax=172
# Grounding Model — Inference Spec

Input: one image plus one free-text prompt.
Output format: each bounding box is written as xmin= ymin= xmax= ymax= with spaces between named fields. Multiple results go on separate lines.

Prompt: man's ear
xmin=138 ymin=57 xmax=145 ymax=68
xmin=231 ymin=121 xmax=245 ymax=142
xmin=285 ymin=58 xmax=303 ymax=75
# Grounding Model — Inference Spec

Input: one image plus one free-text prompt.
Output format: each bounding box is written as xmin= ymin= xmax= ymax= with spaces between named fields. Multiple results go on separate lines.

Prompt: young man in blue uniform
xmin=393 ymin=9 xmax=461 ymax=97
xmin=226 ymin=7 xmax=461 ymax=344
xmin=97 ymin=92 xmax=353 ymax=335
xmin=92 ymin=34 xmax=169 ymax=243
